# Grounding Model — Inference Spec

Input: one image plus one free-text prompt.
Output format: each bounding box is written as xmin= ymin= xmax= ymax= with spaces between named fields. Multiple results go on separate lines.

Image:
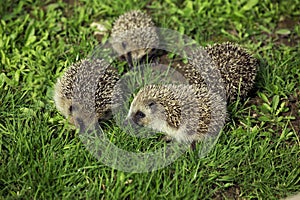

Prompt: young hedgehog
xmin=110 ymin=10 xmax=159 ymax=64
xmin=173 ymin=42 xmax=258 ymax=102
xmin=205 ymin=42 xmax=258 ymax=101
xmin=125 ymin=84 xmax=226 ymax=144
xmin=54 ymin=58 xmax=120 ymax=128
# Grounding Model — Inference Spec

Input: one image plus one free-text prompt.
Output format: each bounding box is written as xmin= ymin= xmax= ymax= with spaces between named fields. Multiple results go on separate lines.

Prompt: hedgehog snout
xmin=124 ymin=110 xmax=146 ymax=127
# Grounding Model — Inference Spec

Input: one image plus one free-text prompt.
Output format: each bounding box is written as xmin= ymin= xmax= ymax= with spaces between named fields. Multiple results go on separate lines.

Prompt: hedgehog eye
xmin=132 ymin=110 xmax=146 ymax=125
xmin=69 ymin=104 xmax=78 ymax=113
xmin=135 ymin=110 xmax=145 ymax=118
xmin=69 ymin=105 xmax=77 ymax=113
xmin=69 ymin=105 xmax=73 ymax=113
xmin=121 ymin=42 xmax=127 ymax=49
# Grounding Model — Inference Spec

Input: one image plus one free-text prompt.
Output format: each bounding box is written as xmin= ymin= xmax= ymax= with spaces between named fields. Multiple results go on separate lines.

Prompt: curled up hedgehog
xmin=110 ymin=10 xmax=159 ymax=64
xmin=54 ymin=58 xmax=120 ymax=129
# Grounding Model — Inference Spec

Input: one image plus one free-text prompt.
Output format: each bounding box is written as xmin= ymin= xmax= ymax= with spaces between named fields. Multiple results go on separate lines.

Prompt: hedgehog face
xmin=55 ymin=96 xmax=114 ymax=127
xmin=126 ymin=98 xmax=168 ymax=133
xmin=54 ymin=95 xmax=73 ymax=120
xmin=53 ymin=79 xmax=73 ymax=119
xmin=68 ymin=102 xmax=99 ymax=131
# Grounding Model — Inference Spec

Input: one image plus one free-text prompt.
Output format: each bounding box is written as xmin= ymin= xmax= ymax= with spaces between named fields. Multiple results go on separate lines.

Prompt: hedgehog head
xmin=54 ymin=61 xmax=79 ymax=122
xmin=111 ymin=10 xmax=158 ymax=63
xmin=53 ymin=78 xmax=73 ymax=120
xmin=125 ymin=85 xmax=182 ymax=134
xmin=54 ymin=59 xmax=120 ymax=128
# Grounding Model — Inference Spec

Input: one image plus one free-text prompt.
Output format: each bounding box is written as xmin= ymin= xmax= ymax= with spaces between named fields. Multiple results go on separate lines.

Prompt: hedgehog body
xmin=205 ymin=42 xmax=258 ymax=101
xmin=110 ymin=10 xmax=159 ymax=63
xmin=171 ymin=42 xmax=258 ymax=102
xmin=54 ymin=58 xmax=120 ymax=127
xmin=126 ymin=84 xmax=226 ymax=143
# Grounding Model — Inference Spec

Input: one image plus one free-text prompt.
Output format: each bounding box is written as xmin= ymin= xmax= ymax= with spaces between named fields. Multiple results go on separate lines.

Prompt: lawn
xmin=0 ymin=0 xmax=300 ymax=199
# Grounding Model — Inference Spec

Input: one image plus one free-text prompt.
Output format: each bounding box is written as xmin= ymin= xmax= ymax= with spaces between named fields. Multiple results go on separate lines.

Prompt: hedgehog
xmin=110 ymin=10 xmax=159 ymax=64
xmin=172 ymin=42 xmax=258 ymax=102
xmin=204 ymin=42 xmax=258 ymax=101
xmin=125 ymin=84 xmax=226 ymax=144
xmin=54 ymin=58 xmax=120 ymax=128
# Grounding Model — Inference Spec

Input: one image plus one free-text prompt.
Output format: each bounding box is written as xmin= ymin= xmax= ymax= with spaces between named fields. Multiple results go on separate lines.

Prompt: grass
xmin=1 ymin=0 xmax=300 ymax=199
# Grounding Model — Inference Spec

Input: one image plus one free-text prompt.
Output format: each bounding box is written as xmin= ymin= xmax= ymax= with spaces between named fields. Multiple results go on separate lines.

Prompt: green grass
xmin=1 ymin=0 xmax=300 ymax=199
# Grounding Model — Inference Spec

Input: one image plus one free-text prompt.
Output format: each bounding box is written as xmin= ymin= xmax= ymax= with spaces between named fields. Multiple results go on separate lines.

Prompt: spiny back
xmin=205 ymin=42 xmax=258 ymax=101
xmin=111 ymin=10 xmax=155 ymax=34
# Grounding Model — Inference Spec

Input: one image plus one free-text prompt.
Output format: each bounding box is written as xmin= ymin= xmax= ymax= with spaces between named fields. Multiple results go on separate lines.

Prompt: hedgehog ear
xmin=148 ymin=101 xmax=157 ymax=110
xmin=148 ymin=101 xmax=155 ymax=107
